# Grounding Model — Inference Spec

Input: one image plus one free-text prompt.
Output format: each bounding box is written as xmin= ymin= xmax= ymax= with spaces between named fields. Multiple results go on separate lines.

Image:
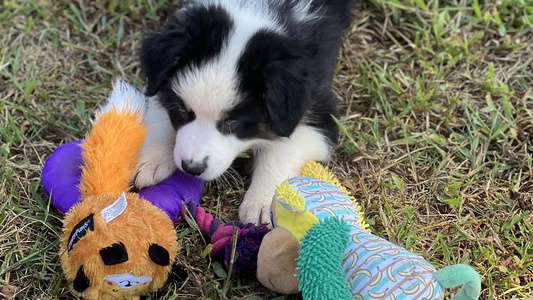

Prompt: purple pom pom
xmin=219 ymin=223 xmax=270 ymax=274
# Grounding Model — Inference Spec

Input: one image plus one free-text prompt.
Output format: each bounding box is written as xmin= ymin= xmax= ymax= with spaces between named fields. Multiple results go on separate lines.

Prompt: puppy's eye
xmin=217 ymin=118 xmax=240 ymax=135
xmin=224 ymin=118 xmax=237 ymax=127
xmin=173 ymin=101 xmax=188 ymax=114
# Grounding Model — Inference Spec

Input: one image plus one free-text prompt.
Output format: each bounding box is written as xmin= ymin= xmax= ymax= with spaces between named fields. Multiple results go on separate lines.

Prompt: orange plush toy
xmin=56 ymin=80 xmax=178 ymax=299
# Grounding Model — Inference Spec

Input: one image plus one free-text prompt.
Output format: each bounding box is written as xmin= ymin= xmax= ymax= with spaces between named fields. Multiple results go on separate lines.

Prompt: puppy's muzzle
xmin=181 ymin=157 xmax=208 ymax=176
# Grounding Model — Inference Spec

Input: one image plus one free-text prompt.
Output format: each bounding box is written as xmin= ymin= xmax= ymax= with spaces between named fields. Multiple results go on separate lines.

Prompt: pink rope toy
xmin=194 ymin=207 xmax=270 ymax=274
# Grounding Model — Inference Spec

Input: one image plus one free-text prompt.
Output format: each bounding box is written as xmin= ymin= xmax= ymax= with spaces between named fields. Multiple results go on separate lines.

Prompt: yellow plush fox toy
xmin=57 ymin=80 xmax=178 ymax=299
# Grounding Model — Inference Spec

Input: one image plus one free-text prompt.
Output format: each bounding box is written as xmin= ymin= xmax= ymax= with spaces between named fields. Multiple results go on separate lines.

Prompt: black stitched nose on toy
xmin=181 ymin=158 xmax=207 ymax=176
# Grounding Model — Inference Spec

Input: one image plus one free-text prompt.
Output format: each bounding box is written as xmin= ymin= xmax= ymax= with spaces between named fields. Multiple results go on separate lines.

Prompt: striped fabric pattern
xmin=287 ymin=177 xmax=444 ymax=300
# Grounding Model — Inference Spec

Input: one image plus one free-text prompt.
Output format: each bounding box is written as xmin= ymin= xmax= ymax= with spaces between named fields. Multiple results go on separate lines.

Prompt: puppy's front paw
xmin=134 ymin=154 xmax=176 ymax=189
xmin=238 ymin=192 xmax=273 ymax=226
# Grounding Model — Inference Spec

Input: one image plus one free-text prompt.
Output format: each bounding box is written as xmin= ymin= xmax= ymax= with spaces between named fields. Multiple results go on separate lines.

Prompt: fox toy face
xmin=42 ymin=80 xmax=185 ymax=300
xmin=60 ymin=192 xmax=178 ymax=300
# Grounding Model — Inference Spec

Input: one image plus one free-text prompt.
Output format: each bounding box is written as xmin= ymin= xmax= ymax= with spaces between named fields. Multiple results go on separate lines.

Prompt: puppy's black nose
xmin=181 ymin=159 xmax=207 ymax=176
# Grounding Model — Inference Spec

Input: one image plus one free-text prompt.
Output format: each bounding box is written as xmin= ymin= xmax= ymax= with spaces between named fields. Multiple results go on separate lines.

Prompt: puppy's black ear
xmin=141 ymin=6 xmax=233 ymax=97
xmin=264 ymin=54 xmax=309 ymax=137
xmin=73 ymin=265 xmax=90 ymax=292
xmin=140 ymin=27 xmax=189 ymax=97
xmin=239 ymin=31 xmax=309 ymax=137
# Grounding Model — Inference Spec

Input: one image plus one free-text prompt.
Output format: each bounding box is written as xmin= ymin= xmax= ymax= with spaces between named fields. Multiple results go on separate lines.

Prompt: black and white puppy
xmin=135 ymin=0 xmax=355 ymax=225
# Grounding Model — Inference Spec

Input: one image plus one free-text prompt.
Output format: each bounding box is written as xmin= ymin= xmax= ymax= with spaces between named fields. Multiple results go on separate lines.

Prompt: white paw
xmin=238 ymin=190 xmax=273 ymax=226
xmin=133 ymin=153 xmax=176 ymax=189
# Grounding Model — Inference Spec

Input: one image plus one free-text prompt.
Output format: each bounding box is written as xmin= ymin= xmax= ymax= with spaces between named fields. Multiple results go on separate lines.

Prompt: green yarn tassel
xmin=434 ymin=264 xmax=482 ymax=300
xmin=296 ymin=218 xmax=352 ymax=300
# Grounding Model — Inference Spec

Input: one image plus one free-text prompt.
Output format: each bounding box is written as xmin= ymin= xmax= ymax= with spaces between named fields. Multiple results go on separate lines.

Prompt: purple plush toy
xmin=42 ymin=140 xmax=204 ymax=222
xmin=42 ymin=140 xmax=269 ymax=277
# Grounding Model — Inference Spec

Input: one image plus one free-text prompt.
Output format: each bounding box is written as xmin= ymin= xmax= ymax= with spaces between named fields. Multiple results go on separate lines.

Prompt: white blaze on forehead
xmin=172 ymin=3 xmax=284 ymax=118
xmin=194 ymin=0 xmax=285 ymax=21
xmin=194 ymin=0 xmax=320 ymax=26
xmin=172 ymin=65 xmax=237 ymax=119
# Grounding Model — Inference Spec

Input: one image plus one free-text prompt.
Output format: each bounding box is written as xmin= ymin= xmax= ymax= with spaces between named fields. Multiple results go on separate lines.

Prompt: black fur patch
xmin=141 ymin=5 xmax=234 ymax=96
xmin=303 ymin=90 xmax=341 ymax=145
xmin=99 ymin=242 xmax=129 ymax=266
xmin=236 ymin=30 xmax=309 ymax=138
xmin=148 ymin=243 xmax=170 ymax=266
xmin=73 ymin=265 xmax=90 ymax=292
xmin=157 ymin=82 xmax=196 ymax=130
xmin=67 ymin=214 xmax=94 ymax=252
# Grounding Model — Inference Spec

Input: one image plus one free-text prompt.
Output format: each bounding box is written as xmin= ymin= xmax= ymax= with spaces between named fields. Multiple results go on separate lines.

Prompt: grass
xmin=0 ymin=0 xmax=532 ymax=299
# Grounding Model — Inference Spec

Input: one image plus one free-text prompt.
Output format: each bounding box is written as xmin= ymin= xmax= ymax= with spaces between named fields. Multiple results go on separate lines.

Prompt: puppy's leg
xmin=134 ymin=97 xmax=177 ymax=188
xmin=239 ymin=125 xmax=332 ymax=225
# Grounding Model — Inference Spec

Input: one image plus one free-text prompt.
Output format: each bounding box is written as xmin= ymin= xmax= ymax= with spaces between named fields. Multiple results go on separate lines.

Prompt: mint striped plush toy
xmin=256 ymin=161 xmax=481 ymax=300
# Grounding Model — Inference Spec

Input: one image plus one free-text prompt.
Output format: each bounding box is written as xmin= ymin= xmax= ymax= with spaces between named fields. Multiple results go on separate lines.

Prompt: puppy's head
xmin=141 ymin=4 xmax=309 ymax=180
